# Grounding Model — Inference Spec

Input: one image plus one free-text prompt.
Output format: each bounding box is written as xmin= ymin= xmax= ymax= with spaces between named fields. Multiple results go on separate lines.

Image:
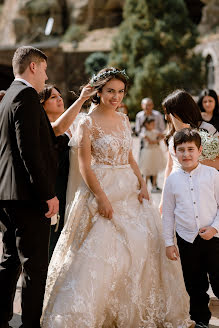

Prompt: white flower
xmin=198 ymin=130 xmax=219 ymax=161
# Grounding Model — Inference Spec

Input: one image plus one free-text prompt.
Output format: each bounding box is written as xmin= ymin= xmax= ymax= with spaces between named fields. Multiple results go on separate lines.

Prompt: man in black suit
xmin=0 ymin=46 xmax=59 ymax=328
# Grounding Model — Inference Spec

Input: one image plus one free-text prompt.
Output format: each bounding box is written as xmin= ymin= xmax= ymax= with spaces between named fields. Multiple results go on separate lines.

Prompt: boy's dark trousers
xmin=177 ymin=233 xmax=219 ymax=325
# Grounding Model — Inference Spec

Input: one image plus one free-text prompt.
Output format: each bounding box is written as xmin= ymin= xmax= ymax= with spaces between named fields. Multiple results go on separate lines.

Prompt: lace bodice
xmin=77 ymin=112 xmax=132 ymax=166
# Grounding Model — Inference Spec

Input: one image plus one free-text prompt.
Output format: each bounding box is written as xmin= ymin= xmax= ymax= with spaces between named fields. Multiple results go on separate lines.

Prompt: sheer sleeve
xmin=69 ymin=113 xmax=92 ymax=148
xmin=65 ymin=114 xmax=92 ymax=224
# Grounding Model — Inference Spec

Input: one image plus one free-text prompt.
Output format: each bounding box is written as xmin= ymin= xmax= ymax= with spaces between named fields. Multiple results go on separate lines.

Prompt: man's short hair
xmin=173 ymin=128 xmax=201 ymax=150
xmin=141 ymin=97 xmax=153 ymax=105
xmin=12 ymin=46 xmax=47 ymax=76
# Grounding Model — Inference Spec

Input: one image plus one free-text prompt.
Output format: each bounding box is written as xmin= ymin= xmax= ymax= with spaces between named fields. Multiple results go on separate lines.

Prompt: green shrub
xmin=85 ymin=52 xmax=109 ymax=77
xmin=109 ymin=0 xmax=205 ymax=116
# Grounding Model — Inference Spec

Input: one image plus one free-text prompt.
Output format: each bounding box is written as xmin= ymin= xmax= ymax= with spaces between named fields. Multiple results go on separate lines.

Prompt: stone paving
xmin=1 ymin=136 xmax=219 ymax=327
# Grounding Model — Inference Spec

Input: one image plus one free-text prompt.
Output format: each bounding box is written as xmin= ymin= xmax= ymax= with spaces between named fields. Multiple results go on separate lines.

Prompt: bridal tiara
xmin=90 ymin=68 xmax=129 ymax=86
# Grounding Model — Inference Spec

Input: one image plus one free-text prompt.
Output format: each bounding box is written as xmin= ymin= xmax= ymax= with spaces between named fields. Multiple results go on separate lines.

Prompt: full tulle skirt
xmin=139 ymin=145 xmax=166 ymax=176
xmin=42 ymin=165 xmax=192 ymax=328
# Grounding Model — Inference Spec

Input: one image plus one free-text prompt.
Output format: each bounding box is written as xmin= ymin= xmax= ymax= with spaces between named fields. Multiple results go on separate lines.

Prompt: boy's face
xmin=175 ymin=141 xmax=202 ymax=172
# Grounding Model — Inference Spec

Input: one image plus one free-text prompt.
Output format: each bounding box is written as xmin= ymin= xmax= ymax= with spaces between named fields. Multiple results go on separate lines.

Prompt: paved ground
xmin=1 ymin=136 xmax=219 ymax=327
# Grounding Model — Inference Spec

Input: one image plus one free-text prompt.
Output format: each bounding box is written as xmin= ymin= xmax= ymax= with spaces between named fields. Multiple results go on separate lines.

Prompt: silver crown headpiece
xmin=90 ymin=68 xmax=128 ymax=86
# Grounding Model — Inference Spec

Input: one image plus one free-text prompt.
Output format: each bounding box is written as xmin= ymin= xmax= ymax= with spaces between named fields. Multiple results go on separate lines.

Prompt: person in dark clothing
xmin=197 ymin=89 xmax=219 ymax=132
xmin=39 ymin=85 xmax=70 ymax=259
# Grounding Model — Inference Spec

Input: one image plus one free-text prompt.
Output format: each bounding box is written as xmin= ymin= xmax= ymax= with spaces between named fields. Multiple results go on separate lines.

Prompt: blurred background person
xmin=197 ymin=89 xmax=219 ymax=131
xmin=135 ymin=97 xmax=165 ymax=136
xmin=139 ymin=116 xmax=165 ymax=193
xmin=116 ymin=102 xmax=128 ymax=115
xmin=135 ymin=97 xmax=166 ymax=191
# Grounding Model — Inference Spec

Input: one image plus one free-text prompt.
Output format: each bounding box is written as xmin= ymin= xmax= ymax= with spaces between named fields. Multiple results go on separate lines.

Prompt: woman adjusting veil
xmin=42 ymin=68 xmax=193 ymax=327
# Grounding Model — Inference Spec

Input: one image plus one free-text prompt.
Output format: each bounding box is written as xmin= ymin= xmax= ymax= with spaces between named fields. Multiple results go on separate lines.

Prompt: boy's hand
xmin=166 ymin=245 xmax=179 ymax=261
xmin=199 ymin=226 xmax=218 ymax=240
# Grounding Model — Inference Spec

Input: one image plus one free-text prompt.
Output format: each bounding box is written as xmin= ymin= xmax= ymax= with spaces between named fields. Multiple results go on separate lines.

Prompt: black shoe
xmin=195 ymin=323 xmax=209 ymax=328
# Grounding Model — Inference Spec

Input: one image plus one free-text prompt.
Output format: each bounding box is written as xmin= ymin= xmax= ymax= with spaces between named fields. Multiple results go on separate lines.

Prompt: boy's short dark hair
xmin=12 ymin=46 xmax=47 ymax=76
xmin=173 ymin=128 xmax=201 ymax=150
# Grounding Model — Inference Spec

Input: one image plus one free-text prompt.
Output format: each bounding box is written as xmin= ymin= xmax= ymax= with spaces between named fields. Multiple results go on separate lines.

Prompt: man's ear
xmin=29 ymin=62 xmax=36 ymax=73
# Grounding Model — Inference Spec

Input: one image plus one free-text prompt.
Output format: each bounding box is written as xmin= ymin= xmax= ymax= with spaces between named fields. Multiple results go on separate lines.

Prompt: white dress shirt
xmin=162 ymin=164 xmax=219 ymax=246
xmin=135 ymin=110 xmax=165 ymax=135
xmin=14 ymin=77 xmax=34 ymax=88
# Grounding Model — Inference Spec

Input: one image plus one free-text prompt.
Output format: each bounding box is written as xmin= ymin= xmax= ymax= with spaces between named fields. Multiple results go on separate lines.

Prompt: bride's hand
xmin=159 ymin=202 xmax=163 ymax=214
xmin=79 ymin=84 xmax=96 ymax=101
xmin=97 ymin=194 xmax=114 ymax=220
xmin=138 ymin=181 xmax=149 ymax=203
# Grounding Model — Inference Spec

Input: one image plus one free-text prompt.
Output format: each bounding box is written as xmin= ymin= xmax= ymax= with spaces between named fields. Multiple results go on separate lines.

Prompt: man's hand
xmin=199 ymin=226 xmax=217 ymax=240
xmin=166 ymin=245 xmax=179 ymax=261
xmin=45 ymin=196 xmax=59 ymax=218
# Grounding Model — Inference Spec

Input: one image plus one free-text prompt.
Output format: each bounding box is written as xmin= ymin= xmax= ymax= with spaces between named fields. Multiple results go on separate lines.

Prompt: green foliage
xmin=109 ymin=0 xmax=205 ymax=117
xmin=85 ymin=52 xmax=109 ymax=77
xmin=62 ymin=24 xmax=86 ymax=42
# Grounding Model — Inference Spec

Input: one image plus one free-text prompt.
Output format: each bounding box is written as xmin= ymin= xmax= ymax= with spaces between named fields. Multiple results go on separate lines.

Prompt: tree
xmin=85 ymin=52 xmax=109 ymax=77
xmin=109 ymin=0 xmax=204 ymax=118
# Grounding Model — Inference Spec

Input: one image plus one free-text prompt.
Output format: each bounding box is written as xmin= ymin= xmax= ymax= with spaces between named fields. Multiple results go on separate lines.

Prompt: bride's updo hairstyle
xmin=89 ymin=67 xmax=129 ymax=105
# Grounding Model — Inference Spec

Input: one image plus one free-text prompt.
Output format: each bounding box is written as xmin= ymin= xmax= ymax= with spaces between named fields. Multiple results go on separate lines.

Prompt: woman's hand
xmin=97 ymin=194 xmax=114 ymax=220
xmin=138 ymin=181 xmax=150 ymax=203
xmin=79 ymin=84 xmax=96 ymax=102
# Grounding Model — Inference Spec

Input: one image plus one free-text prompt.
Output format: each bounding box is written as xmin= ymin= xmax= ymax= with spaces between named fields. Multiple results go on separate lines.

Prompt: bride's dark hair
xmin=88 ymin=67 xmax=129 ymax=105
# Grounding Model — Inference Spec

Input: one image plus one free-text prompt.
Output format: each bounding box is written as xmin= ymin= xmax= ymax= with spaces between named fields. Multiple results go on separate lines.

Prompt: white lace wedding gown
xmin=42 ymin=112 xmax=192 ymax=328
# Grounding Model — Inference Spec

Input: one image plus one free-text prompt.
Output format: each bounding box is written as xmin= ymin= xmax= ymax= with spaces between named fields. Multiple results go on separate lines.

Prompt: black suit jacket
xmin=0 ymin=80 xmax=57 ymax=202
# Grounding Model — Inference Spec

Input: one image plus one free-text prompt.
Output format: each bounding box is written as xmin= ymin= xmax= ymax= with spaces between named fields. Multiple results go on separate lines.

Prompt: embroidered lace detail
xmin=77 ymin=112 xmax=132 ymax=166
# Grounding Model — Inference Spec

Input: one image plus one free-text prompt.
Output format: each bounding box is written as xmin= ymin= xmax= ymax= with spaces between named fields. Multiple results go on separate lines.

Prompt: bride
xmin=42 ymin=67 xmax=193 ymax=327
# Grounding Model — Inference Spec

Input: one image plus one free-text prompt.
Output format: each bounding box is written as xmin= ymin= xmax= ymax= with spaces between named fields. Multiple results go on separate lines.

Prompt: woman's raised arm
xmin=52 ymin=85 xmax=94 ymax=136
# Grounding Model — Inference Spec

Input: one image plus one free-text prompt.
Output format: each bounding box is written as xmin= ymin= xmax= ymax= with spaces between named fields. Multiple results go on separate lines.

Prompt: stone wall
xmin=198 ymin=0 xmax=219 ymax=35
xmin=0 ymin=42 xmax=104 ymax=107
xmin=0 ymin=0 xmax=124 ymax=46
